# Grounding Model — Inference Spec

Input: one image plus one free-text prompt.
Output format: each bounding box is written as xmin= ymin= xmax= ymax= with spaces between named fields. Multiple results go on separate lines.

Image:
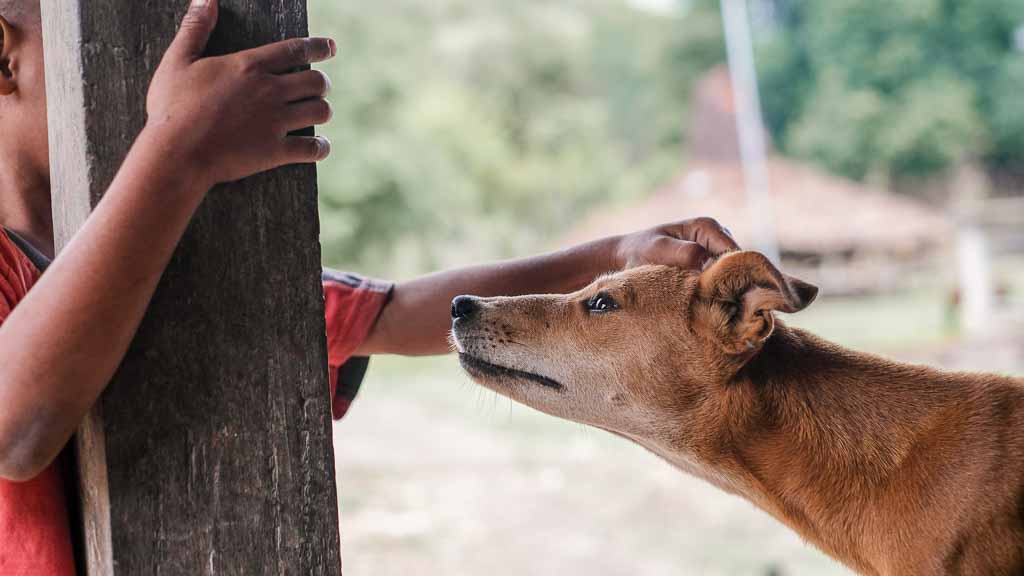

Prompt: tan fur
xmin=451 ymin=251 xmax=1024 ymax=575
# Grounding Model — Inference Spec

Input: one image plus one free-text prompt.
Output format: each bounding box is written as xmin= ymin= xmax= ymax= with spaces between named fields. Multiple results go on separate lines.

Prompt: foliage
xmin=306 ymin=0 xmax=1023 ymax=275
xmin=308 ymin=0 xmax=714 ymax=277
xmin=757 ymin=0 xmax=1024 ymax=182
xmin=989 ymin=57 xmax=1024 ymax=164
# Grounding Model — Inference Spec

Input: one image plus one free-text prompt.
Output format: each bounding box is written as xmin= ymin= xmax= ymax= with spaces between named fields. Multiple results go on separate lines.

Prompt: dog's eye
xmin=586 ymin=293 xmax=619 ymax=313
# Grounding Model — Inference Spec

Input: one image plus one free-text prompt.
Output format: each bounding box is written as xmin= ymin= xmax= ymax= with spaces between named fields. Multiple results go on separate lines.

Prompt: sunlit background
xmin=309 ymin=1 xmax=1024 ymax=574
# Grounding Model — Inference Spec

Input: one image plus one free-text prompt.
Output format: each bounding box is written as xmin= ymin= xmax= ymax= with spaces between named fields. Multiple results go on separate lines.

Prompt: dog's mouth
xmin=458 ymin=354 xmax=564 ymax=391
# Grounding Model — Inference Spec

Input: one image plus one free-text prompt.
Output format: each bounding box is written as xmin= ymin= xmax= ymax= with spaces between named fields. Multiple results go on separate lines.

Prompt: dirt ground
xmin=333 ymin=290 xmax=1024 ymax=576
xmin=334 ymin=359 xmax=850 ymax=576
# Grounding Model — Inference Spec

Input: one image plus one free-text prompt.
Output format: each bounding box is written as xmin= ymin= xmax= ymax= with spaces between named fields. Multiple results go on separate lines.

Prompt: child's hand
xmin=146 ymin=0 xmax=335 ymax=188
xmin=614 ymin=218 xmax=740 ymax=270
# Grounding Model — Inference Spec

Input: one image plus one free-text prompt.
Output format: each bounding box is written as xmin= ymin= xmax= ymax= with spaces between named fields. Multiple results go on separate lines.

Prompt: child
xmin=0 ymin=0 xmax=738 ymax=573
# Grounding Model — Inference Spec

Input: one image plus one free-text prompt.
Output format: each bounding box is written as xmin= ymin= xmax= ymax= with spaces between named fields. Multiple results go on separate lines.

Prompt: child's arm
xmin=0 ymin=0 xmax=336 ymax=481
xmin=358 ymin=218 xmax=739 ymax=357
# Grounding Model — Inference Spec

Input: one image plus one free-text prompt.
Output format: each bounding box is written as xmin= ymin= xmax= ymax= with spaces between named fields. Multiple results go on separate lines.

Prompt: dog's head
xmin=450 ymin=251 xmax=817 ymax=442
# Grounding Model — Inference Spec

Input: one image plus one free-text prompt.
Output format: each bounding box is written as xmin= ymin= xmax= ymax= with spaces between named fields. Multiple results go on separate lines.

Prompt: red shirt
xmin=0 ymin=229 xmax=391 ymax=574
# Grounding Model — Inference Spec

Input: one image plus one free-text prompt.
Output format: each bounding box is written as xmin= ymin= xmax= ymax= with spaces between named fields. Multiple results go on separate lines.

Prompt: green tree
xmin=757 ymin=0 xmax=1024 ymax=182
xmin=308 ymin=0 xmax=710 ymax=276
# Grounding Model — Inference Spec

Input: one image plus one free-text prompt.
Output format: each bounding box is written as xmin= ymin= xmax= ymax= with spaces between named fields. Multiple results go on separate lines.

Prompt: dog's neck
xmin=654 ymin=325 xmax=1024 ymax=575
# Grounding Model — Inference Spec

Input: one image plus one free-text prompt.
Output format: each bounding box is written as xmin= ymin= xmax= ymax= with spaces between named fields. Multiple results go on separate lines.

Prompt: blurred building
xmin=567 ymin=67 xmax=953 ymax=296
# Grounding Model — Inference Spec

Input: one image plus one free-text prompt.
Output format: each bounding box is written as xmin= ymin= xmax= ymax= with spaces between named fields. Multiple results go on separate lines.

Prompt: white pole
xmin=720 ymin=0 xmax=781 ymax=263
xmin=957 ymin=224 xmax=994 ymax=337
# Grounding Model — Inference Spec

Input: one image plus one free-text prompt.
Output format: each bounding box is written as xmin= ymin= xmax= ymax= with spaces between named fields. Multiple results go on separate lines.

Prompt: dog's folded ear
xmin=698 ymin=251 xmax=818 ymax=355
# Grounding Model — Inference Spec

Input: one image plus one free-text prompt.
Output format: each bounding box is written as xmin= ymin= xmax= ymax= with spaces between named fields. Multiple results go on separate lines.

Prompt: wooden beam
xmin=40 ymin=2 xmax=342 ymax=574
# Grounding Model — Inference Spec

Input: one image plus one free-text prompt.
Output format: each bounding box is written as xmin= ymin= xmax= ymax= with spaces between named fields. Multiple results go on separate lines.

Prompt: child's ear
xmin=698 ymin=251 xmax=818 ymax=356
xmin=0 ymin=16 xmax=15 ymax=96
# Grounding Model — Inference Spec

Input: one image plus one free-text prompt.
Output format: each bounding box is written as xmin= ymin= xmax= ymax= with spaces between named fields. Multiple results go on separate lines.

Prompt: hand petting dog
xmin=358 ymin=217 xmax=740 ymax=358
xmin=613 ymin=217 xmax=739 ymax=270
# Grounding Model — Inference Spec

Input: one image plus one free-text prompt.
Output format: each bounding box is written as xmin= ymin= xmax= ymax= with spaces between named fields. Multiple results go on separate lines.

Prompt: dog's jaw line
xmin=458 ymin=353 xmax=564 ymax=391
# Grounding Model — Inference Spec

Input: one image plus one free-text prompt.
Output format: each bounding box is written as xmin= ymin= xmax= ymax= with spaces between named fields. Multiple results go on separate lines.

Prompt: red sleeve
xmin=323 ymin=269 xmax=393 ymax=420
xmin=0 ymin=231 xmax=42 ymax=323
xmin=0 ymin=233 xmax=76 ymax=576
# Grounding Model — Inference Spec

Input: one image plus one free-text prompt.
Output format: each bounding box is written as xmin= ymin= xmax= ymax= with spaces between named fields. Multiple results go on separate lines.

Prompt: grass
xmin=789 ymin=288 xmax=952 ymax=352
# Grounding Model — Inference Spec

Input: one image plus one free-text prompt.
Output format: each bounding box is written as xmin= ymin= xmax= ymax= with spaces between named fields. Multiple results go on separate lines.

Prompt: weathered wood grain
xmin=40 ymin=1 xmax=341 ymax=574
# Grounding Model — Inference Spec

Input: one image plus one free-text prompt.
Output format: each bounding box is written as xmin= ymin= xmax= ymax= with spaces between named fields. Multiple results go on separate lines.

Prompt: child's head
xmin=0 ymin=1 xmax=49 ymax=184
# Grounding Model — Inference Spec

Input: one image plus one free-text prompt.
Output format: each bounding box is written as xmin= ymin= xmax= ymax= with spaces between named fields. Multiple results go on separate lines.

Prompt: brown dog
xmin=450 ymin=251 xmax=1024 ymax=575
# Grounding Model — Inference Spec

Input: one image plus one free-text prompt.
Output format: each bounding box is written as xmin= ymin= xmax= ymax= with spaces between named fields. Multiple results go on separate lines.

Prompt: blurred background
xmin=309 ymin=0 xmax=1024 ymax=574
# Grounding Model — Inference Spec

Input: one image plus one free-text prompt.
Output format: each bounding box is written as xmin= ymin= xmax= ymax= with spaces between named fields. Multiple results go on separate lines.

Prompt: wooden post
xmin=40 ymin=2 xmax=342 ymax=575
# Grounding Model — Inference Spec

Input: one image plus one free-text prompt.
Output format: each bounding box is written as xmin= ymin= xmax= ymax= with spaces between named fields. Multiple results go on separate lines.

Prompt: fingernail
xmin=316 ymin=136 xmax=332 ymax=159
xmin=191 ymin=0 xmax=209 ymax=8
xmin=327 ymin=39 xmax=337 ymax=57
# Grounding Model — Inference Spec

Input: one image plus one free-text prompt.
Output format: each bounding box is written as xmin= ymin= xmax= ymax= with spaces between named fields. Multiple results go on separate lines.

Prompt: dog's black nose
xmin=451 ymin=296 xmax=480 ymax=320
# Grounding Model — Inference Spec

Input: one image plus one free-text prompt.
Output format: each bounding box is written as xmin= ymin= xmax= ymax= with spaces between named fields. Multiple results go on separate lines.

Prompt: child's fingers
xmin=243 ymin=37 xmax=337 ymax=74
xmin=279 ymin=70 xmax=332 ymax=103
xmin=642 ymin=239 xmax=710 ymax=270
xmin=280 ymin=99 xmax=333 ymax=133
xmin=167 ymin=0 xmax=219 ymax=64
xmin=670 ymin=218 xmax=741 ymax=255
xmin=279 ymin=136 xmax=332 ymax=165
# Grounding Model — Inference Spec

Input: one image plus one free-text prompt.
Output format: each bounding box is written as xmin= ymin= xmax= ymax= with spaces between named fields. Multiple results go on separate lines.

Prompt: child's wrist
xmin=136 ymin=119 xmax=217 ymax=193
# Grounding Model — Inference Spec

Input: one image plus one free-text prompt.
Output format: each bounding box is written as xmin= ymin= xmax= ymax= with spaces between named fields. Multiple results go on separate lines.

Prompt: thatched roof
xmin=565 ymin=158 xmax=953 ymax=258
xmin=569 ymin=66 xmax=953 ymax=264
